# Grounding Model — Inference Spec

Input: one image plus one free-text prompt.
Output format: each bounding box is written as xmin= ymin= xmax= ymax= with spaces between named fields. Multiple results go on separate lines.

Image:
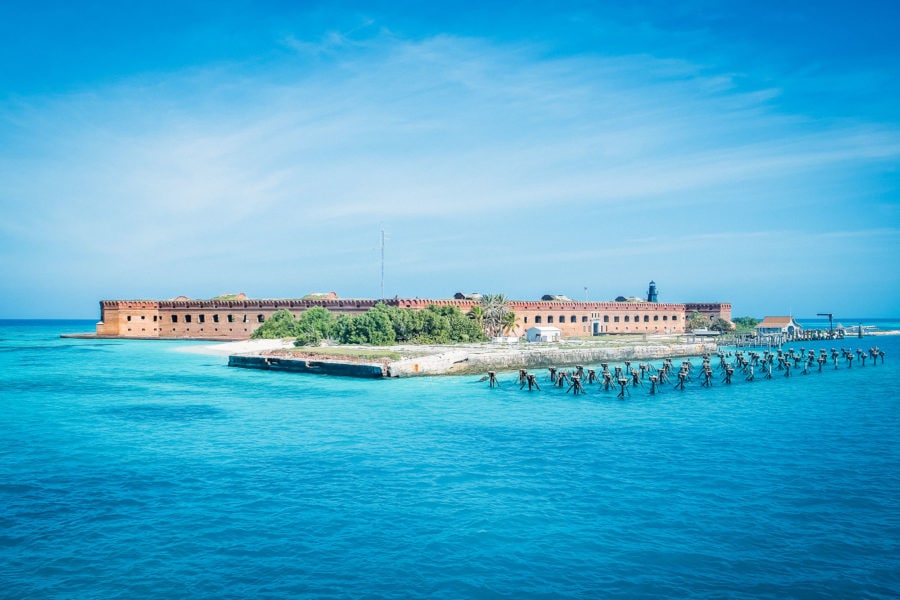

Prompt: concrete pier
xmin=228 ymin=354 xmax=386 ymax=378
xmin=227 ymin=341 xmax=719 ymax=378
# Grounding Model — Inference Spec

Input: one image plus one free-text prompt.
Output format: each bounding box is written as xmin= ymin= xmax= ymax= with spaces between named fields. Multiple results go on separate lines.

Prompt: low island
xmin=221 ymin=303 xmax=720 ymax=378
xmin=227 ymin=337 xmax=719 ymax=378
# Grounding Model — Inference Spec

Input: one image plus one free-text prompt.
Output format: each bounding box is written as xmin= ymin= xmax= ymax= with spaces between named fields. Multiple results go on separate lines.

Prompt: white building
xmin=756 ymin=316 xmax=802 ymax=336
xmin=526 ymin=326 xmax=561 ymax=342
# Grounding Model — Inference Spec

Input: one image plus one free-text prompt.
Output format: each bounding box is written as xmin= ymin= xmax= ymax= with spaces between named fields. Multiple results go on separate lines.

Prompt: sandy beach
xmin=174 ymin=338 xmax=296 ymax=356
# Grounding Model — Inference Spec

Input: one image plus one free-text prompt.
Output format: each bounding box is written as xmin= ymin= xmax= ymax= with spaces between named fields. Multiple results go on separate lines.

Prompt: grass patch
xmin=282 ymin=347 xmax=404 ymax=361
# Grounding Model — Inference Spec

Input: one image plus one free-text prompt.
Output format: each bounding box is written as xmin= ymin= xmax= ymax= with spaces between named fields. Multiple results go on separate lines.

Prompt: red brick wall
xmin=684 ymin=303 xmax=732 ymax=323
xmin=97 ymin=297 xmax=702 ymax=339
xmin=97 ymin=301 xmax=161 ymax=337
xmin=509 ymin=301 xmax=686 ymax=336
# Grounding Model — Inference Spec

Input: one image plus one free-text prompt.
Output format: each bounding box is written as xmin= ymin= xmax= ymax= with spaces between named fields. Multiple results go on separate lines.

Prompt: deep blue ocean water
xmin=2 ymin=320 xmax=899 ymax=599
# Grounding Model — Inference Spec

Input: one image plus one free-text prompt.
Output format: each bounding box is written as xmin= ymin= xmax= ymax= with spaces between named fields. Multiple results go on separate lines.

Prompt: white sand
xmin=173 ymin=338 xmax=296 ymax=356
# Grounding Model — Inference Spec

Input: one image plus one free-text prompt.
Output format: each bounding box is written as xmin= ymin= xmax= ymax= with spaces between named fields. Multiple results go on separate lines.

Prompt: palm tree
xmin=467 ymin=305 xmax=484 ymax=327
xmin=479 ymin=293 xmax=512 ymax=338
xmin=501 ymin=311 xmax=517 ymax=336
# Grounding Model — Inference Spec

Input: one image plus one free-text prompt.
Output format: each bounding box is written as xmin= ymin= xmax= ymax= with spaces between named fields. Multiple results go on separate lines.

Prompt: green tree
xmin=710 ymin=317 xmax=734 ymax=332
xmin=362 ymin=304 xmax=397 ymax=345
xmin=732 ymin=316 xmax=759 ymax=331
xmin=332 ymin=303 xmax=396 ymax=346
xmin=294 ymin=306 xmax=336 ymax=346
xmin=467 ymin=305 xmax=484 ymax=328
xmin=417 ymin=308 xmax=451 ymax=343
xmin=447 ymin=306 xmax=487 ymax=342
xmin=294 ymin=303 xmax=488 ymax=347
xmin=687 ymin=311 xmax=712 ymax=331
xmin=251 ymin=309 xmax=299 ymax=339
xmin=479 ymin=293 xmax=512 ymax=338
xmin=331 ymin=314 xmax=361 ymax=344
xmin=389 ymin=305 xmax=425 ymax=342
xmin=501 ymin=311 xmax=517 ymax=335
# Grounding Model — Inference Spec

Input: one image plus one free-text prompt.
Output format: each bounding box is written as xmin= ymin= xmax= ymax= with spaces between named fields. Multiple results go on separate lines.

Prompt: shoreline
xmin=57 ymin=330 xmax=899 ymax=378
xmin=225 ymin=336 xmax=721 ymax=378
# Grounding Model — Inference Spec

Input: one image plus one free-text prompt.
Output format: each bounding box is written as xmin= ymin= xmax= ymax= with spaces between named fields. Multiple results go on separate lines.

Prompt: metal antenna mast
xmin=380 ymin=228 xmax=385 ymax=301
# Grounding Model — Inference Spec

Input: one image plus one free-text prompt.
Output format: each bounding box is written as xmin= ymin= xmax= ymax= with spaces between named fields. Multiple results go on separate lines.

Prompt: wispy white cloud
xmin=1 ymin=30 xmax=897 ymax=315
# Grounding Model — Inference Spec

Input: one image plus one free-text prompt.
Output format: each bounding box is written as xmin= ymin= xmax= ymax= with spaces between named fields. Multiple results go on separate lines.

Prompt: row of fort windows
xmin=523 ymin=314 xmax=677 ymax=324
xmin=125 ymin=312 xmax=677 ymax=326
xmin=127 ymin=314 xmax=267 ymax=324
xmin=172 ymin=314 xmax=266 ymax=324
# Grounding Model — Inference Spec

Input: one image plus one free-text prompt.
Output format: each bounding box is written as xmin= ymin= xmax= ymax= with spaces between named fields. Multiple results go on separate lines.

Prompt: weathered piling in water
xmin=631 ymin=368 xmax=641 ymax=387
xmin=567 ymin=376 xmax=585 ymax=395
xmin=675 ymin=368 xmax=688 ymax=390
xmin=487 ymin=371 xmax=498 ymax=387
xmin=520 ymin=373 xmax=540 ymax=391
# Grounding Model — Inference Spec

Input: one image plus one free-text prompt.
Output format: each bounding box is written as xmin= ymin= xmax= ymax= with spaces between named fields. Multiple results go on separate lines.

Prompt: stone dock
xmin=227 ymin=339 xmax=719 ymax=378
xmin=229 ymin=354 xmax=387 ymax=378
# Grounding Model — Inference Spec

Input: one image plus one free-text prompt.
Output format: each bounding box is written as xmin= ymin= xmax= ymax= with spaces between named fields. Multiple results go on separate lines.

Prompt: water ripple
xmin=100 ymin=403 xmax=228 ymax=422
xmin=1 ymin=324 xmax=898 ymax=598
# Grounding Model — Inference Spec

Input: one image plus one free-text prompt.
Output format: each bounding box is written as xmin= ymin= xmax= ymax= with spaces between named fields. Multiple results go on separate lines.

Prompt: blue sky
xmin=1 ymin=1 xmax=898 ymax=319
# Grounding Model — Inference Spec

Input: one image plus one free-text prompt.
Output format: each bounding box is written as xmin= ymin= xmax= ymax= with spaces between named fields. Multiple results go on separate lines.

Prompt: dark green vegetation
xmin=732 ymin=316 xmax=760 ymax=331
xmin=687 ymin=311 xmax=735 ymax=332
xmin=466 ymin=293 xmax=515 ymax=337
xmin=252 ymin=304 xmax=488 ymax=346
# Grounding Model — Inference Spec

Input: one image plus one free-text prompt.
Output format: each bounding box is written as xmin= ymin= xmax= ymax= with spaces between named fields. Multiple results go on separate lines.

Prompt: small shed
xmin=526 ymin=326 xmax=561 ymax=342
xmin=690 ymin=328 xmax=720 ymax=337
xmin=756 ymin=316 xmax=802 ymax=336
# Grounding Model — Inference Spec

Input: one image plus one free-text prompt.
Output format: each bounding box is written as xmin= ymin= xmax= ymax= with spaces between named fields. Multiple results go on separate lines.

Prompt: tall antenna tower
xmin=380 ymin=228 xmax=385 ymax=301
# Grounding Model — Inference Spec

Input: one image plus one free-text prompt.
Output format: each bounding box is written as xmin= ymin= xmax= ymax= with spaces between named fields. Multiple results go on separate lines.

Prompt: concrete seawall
xmin=227 ymin=341 xmax=718 ymax=378
xmin=385 ymin=343 xmax=718 ymax=377
xmin=228 ymin=354 xmax=386 ymax=378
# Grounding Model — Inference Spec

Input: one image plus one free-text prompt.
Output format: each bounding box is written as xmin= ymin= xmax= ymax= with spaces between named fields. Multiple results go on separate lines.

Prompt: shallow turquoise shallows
xmin=2 ymin=320 xmax=899 ymax=599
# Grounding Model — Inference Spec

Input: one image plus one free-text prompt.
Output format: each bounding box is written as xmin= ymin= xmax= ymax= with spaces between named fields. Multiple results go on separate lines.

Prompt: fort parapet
xmin=685 ymin=302 xmax=733 ymax=323
xmin=96 ymin=298 xmax=384 ymax=339
xmin=95 ymin=297 xmax=732 ymax=340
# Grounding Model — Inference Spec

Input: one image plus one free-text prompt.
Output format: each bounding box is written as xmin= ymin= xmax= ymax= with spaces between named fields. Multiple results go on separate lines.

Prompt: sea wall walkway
xmin=228 ymin=340 xmax=719 ymax=378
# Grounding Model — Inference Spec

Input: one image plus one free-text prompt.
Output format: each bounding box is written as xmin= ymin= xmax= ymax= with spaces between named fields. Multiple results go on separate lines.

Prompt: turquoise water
xmin=2 ymin=320 xmax=899 ymax=598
